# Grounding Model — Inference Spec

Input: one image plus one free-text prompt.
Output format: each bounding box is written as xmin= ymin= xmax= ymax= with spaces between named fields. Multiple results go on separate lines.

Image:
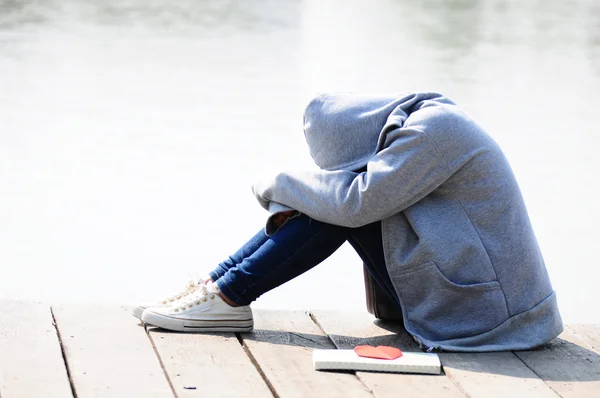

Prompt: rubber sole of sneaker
xmin=132 ymin=305 xmax=147 ymax=320
xmin=142 ymin=309 xmax=254 ymax=332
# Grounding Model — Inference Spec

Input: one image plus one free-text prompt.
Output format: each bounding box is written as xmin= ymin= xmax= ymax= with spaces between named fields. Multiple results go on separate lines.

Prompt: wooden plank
xmin=52 ymin=305 xmax=173 ymax=398
xmin=0 ymin=301 xmax=73 ymax=398
xmin=515 ymin=328 xmax=600 ymax=398
xmin=310 ymin=310 xmax=465 ymax=397
xmin=148 ymin=324 xmax=272 ymax=397
xmin=566 ymin=324 xmax=600 ymax=354
xmin=240 ymin=309 xmax=373 ymax=398
xmin=441 ymin=352 xmax=559 ymax=398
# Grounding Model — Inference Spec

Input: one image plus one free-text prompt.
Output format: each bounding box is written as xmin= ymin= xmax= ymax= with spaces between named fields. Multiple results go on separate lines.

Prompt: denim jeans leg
xmin=347 ymin=221 xmax=403 ymax=311
xmin=216 ymin=214 xmax=348 ymax=306
xmin=208 ymin=228 xmax=270 ymax=282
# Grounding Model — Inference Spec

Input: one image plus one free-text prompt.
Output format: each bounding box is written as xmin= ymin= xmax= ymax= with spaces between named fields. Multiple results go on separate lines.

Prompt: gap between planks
xmin=234 ymin=333 xmax=281 ymax=398
xmin=144 ymin=323 xmax=179 ymax=398
xmin=50 ymin=307 xmax=78 ymax=398
xmin=307 ymin=310 xmax=345 ymax=351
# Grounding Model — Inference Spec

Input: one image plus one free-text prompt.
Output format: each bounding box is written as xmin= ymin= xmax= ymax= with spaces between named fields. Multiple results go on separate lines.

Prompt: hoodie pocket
xmin=393 ymin=261 xmax=509 ymax=341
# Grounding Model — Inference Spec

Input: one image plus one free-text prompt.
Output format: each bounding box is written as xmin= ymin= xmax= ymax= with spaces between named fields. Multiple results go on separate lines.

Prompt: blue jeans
xmin=208 ymin=214 xmax=401 ymax=309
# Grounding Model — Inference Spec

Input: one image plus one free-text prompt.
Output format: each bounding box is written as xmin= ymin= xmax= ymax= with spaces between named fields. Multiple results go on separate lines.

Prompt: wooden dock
xmin=0 ymin=301 xmax=599 ymax=397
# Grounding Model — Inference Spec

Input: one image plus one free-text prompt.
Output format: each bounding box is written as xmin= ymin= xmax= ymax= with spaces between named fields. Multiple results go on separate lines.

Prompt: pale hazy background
xmin=1 ymin=0 xmax=599 ymax=323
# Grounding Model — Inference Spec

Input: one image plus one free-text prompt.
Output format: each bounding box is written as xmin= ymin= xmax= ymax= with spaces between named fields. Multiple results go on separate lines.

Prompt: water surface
xmin=1 ymin=0 xmax=599 ymax=322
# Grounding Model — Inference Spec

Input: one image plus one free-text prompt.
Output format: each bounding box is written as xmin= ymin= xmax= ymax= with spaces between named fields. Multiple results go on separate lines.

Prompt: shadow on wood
xmin=515 ymin=336 xmax=600 ymax=382
xmin=311 ymin=310 xmax=600 ymax=388
xmin=242 ymin=329 xmax=333 ymax=349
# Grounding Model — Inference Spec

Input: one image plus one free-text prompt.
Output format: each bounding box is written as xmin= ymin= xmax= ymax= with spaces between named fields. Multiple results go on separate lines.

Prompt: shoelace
xmin=160 ymin=278 xmax=201 ymax=305
xmin=171 ymin=284 xmax=217 ymax=312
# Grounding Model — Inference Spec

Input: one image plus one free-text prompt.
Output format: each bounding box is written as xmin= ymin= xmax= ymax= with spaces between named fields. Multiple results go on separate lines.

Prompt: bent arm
xmin=253 ymin=126 xmax=454 ymax=228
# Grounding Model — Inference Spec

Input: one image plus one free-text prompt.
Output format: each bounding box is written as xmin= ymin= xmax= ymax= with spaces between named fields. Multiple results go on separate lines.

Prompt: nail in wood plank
xmin=241 ymin=309 xmax=374 ymax=398
xmin=515 ymin=328 xmax=600 ymax=398
xmin=310 ymin=310 xmax=464 ymax=397
xmin=0 ymin=301 xmax=73 ymax=398
xmin=148 ymin=325 xmax=272 ymax=397
xmin=52 ymin=305 xmax=173 ymax=398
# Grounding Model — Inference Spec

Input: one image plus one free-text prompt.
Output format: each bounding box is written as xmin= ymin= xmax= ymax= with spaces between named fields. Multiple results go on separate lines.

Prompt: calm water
xmin=1 ymin=0 xmax=599 ymax=322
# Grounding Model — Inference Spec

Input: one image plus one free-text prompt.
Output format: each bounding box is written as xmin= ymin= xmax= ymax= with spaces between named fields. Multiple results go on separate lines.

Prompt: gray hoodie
xmin=253 ymin=92 xmax=563 ymax=351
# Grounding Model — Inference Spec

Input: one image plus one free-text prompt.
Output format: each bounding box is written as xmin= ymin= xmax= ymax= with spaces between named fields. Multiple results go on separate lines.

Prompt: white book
xmin=313 ymin=349 xmax=441 ymax=375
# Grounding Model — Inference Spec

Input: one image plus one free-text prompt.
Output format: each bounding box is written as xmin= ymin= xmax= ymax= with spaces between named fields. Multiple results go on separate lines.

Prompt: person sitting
xmin=135 ymin=92 xmax=562 ymax=352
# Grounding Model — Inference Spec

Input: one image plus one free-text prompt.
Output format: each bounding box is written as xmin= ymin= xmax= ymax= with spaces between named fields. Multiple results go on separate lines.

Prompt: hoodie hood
xmin=303 ymin=93 xmax=422 ymax=171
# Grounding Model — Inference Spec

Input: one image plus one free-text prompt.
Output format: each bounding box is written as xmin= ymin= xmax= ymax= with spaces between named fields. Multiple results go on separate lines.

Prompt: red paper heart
xmin=354 ymin=345 xmax=403 ymax=360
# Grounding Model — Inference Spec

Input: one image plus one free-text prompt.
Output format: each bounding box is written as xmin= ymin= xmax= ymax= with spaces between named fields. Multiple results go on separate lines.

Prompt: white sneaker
xmin=132 ymin=277 xmax=207 ymax=320
xmin=141 ymin=282 xmax=253 ymax=332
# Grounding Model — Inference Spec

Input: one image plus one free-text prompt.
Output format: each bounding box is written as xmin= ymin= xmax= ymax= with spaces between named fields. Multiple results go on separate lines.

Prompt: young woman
xmin=135 ymin=92 xmax=562 ymax=352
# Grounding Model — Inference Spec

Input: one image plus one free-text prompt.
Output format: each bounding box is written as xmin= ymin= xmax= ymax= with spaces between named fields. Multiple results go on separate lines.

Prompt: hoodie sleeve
xmin=252 ymin=125 xmax=454 ymax=228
